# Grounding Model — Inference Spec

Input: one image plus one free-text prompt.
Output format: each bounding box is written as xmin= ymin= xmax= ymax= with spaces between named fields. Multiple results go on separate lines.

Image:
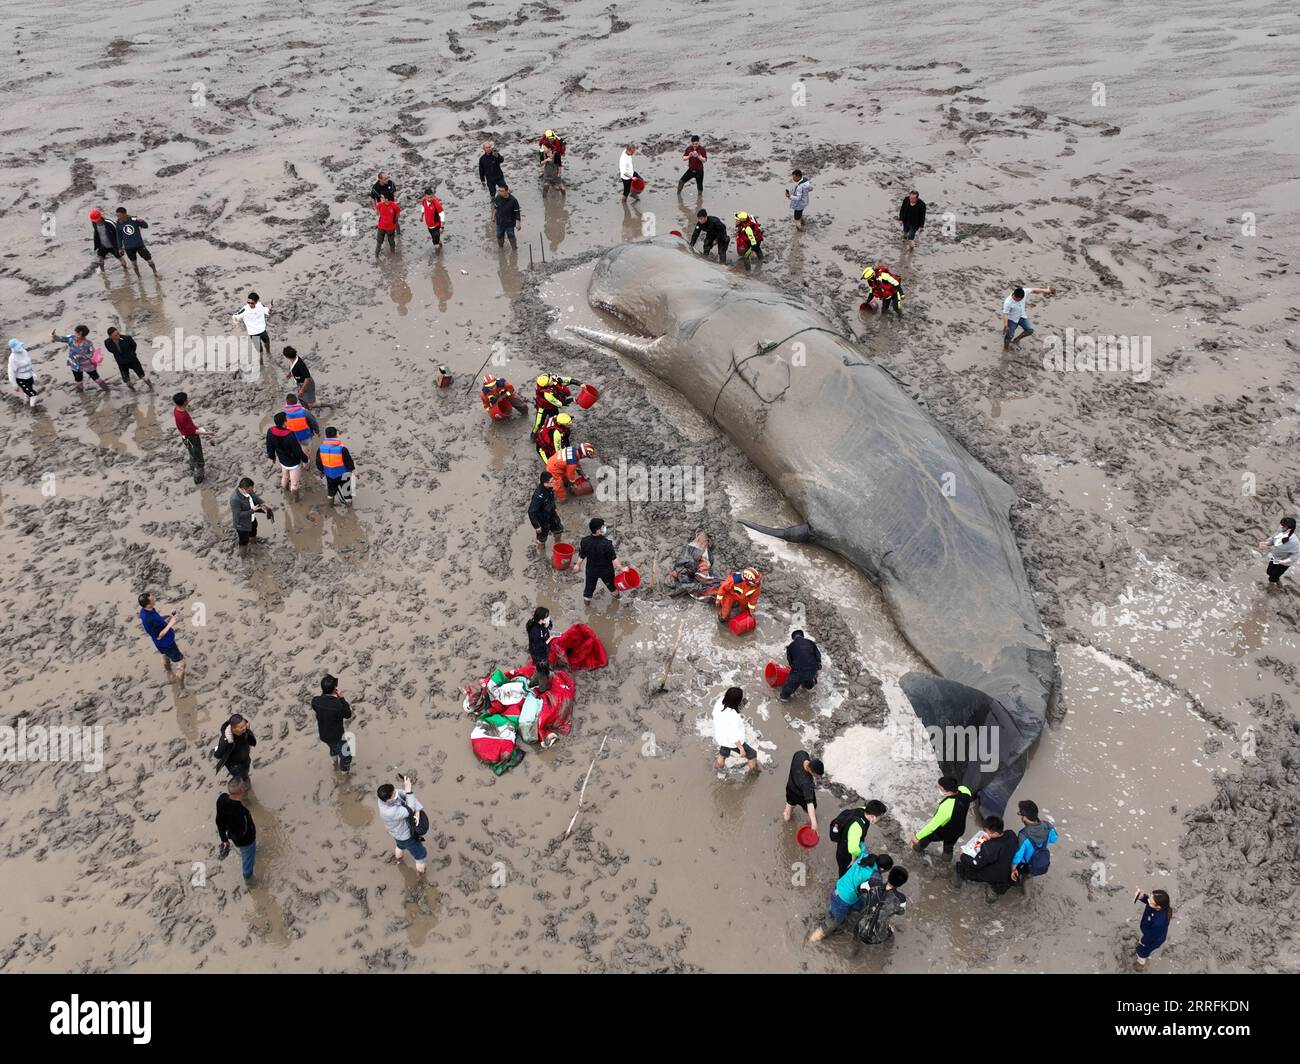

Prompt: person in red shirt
xmin=676 ymin=135 xmax=707 ymax=196
xmin=419 ymin=188 xmax=444 ymax=249
xmin=375 ymin=192 xmax=401 ymax=256
xmin=172 ymin=391 xmax=218 ymax=484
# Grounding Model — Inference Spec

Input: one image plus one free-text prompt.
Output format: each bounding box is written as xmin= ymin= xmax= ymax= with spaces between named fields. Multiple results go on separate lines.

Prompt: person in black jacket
xmin=779 ymin=629 xmax=822 ymax=702
xmin=104 ymin=327 xmax=151 ymax=390
xmin=526 ymin=607 xmax=553 ymax=669
xmin=576 ymin=516 xmax=627 ymax=604
xmin=369 ymin=171 xmax=397 ymax=203
xmin=528 ymin=472 xmax=563 ymax=547
xmin=689 ymin=210 xmax=728 ymax=263
xmin=213 ymin=714 xmax=257 ymax=787
xmin=89 ymin=208 xmax=125 ymax=269
xmin=955 ymin=814 xmax=1016 ymax=897
xmin=898 ymin=190 xmax=926 ymax=250
xmin=216 ymin=780 xmax=257 ymax=883
xmin=478 ymin=143 xmax=506 ymax=198
xmin=311 ymin=673 xmax=353 ymax=772
xmin=494 ymin=184 xmax=522 ymax=249
xmin=265 ymin=412 xmax=309 ymax=497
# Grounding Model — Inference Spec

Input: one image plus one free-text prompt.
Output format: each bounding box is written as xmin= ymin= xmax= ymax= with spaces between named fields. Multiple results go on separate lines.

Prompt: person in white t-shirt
xmin=232 ymin=292 xmax=273 ymax=356
xmin=619 ymin=144 xmax=639 ymax=201
xmin=712 ymin=686 xmax=758 ymax=773
xmin=1259 ymin=517 xmax=1298 ymax=587
xmin=1001 ymin=284 xmax=1055 ymax=350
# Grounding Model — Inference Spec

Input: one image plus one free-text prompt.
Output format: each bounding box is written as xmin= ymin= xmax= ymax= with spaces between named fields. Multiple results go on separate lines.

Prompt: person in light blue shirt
xmin=808 ymin=851 xmax=894 ymax=942
xmin=786 ymin=169 xmax=812 ymax=229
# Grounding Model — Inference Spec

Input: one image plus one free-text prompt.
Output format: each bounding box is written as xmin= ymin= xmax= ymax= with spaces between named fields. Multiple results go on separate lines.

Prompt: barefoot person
xmin=1259 ymin=516 xmax=1298 ymax=588
xmin=265 ymin=412 xmax=308 ymax=498
xmin=783 ymin=750 xmax=823 ymax=834
xmin=377 ymin=776 xmax=428 ymax=876
xmin=1133 ymin=888 xmax=1172 ymax=970
xmin=1001 ymin=284 xmax=1055 ymax=350
xmin=786 ymin=169 xmax=811 ymax=230
xmin=712 ymin=686 xmax=758 ymax=773
xmin=283 ymin=348 xmax=317 ymax=409
xmin=137 ymin=591 xmax=186 ymax=683
xmin=808 ymin=852 xmax=893 ymax=942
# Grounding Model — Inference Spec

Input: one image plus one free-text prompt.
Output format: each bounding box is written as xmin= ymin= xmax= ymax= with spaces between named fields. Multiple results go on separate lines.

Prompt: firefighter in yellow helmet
xmin=735 ymin=212 xmax=765 ymax=271
xmin=860 ymin=265 xmax=904 ymax=317
xmin=538 ymin=129 xmax=566 ymax=169
xmin=533 ymin=372 xmax=581 ymax=431
xmin=535 ymin=411 xmax=573 ymax=462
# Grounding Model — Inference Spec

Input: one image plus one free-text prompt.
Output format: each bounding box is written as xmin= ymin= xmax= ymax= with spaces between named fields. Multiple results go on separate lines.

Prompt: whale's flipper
xmin=567 ymin=325 xmax=661 ymax=361
xmin=897 ymin=671 xmax=1036 ymax=818
xmin=740 ymin=520 xmax=814 ymax=544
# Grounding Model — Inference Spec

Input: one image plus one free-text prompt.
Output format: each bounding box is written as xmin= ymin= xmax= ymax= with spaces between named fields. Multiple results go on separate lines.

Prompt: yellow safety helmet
xmin=556 ymin=413 xmax=572 ymax=426
xmin=544 ymin=129 xmax=555 ymax=138
xmin=861 ymin=266 xmax=876 ymax=281
xmin=537 ymin=374 xmax=550 ymax=387
xmin=735 ymin=211 xmax=749 ymax=222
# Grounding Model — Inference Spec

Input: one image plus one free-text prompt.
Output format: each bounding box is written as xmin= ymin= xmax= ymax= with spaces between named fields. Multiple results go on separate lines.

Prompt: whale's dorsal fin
xmin=739 ymin=520 xmax=814 ymax=544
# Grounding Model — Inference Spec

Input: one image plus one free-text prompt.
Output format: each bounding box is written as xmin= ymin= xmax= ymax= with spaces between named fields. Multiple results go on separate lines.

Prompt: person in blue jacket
xmin=1010 ymin=799 xmax=1058 ymax=882
xmin=1134 ymin=888 xmax=1172 ymax=970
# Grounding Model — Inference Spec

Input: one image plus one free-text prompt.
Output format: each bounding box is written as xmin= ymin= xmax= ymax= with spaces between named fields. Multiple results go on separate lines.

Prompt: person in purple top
xmin=138 ymin=591 xmax=185 ymax=683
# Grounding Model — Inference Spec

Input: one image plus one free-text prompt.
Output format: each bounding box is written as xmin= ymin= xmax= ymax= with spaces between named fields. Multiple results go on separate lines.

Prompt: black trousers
xmin=700 ymin=235 xmax=727 ymax=263
xmin=584 ymin=568 xmax=616 ymax=600
xmin=677 ymin=168 xmax=703 ymax=194
xmin=114 ymin=356 xmax=146 ymax=383
xmin=376 ymin=229 xmax=396 ymax=253
xmin=182 ymin=435 xmax=204 ymax=473
xmin=1267 ymin=562 xmax=1290 ymax=583
xmin=915 ymin=834 xmax=955 ymax=857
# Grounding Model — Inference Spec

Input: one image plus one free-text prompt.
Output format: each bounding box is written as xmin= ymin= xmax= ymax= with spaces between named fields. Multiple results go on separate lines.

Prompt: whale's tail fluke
xmin=739 ymin=520 xmax=814 ymax=544
xmin=567 ymin=325 xmax=660 ymax=360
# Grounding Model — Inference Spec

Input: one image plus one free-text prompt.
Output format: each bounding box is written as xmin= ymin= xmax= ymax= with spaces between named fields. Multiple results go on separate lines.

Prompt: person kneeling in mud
xmin=808 ymin=851 xmax=894 ymax=942
xmin=712 ymin=686 xmax=758 ymax=773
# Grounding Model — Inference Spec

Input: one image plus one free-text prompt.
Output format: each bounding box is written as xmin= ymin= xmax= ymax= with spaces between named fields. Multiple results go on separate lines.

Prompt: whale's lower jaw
xmin=567 ymin=324 xmax=662 ymax=361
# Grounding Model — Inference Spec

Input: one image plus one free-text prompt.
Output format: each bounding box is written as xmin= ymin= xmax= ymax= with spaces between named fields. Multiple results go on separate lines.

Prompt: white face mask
xmin=543 ymin=617 xmax=551 ymax=627
xmin=599 ymin=527 xmax=609 ymax=536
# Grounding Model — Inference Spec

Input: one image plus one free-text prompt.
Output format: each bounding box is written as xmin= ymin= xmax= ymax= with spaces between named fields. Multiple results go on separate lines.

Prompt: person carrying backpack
xmin=828 ymin=798 xmax=888 ymax=875
xmin=377 ymin=775 xmax=428 ymax=876
xmin=1010 ymin=799 xmax=1057 ymax=883
xmin=855 ymin=866 xmax=909 ymax=945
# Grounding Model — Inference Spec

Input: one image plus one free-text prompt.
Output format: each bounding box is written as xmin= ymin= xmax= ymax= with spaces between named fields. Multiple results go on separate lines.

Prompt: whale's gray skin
xmin=568 ymin=235 xmax=1056 ymax=815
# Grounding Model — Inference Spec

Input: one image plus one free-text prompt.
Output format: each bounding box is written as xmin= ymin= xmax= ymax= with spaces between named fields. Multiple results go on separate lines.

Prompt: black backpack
xmin=829 ymin=806 xmax=866 ymax=843
xmin=398 ymin=795 xmax=429 ymax=841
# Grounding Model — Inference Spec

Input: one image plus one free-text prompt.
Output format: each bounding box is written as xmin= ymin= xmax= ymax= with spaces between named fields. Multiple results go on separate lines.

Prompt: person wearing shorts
xmin=378 ymin=777 xmax=427 ymax=875
xmin=233 ymin=292 xmax=272 ymax=358
xmin=1002 ymin=285 xmax=1054 ymax=350
xmin=265 ymin=411 xmax=308 ymax=494
xmin=898 ymin=190 xmax=926 ymax=250
xmin=138 ymin=590 xmax=186 ymax=682
xmin=712 ymin=686 xmax=758 ymax=772
xmin=114 ymin=208 xmax=156 ymax=272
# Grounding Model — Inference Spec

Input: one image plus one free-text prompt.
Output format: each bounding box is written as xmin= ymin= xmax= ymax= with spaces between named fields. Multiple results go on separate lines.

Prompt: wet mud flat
xmin=0 ymin=0 xmax=1297 ymax=973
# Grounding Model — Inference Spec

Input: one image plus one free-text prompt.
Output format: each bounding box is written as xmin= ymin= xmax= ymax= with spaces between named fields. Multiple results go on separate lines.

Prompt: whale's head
xmin=586 ymin=234 xmax=717 ymax=344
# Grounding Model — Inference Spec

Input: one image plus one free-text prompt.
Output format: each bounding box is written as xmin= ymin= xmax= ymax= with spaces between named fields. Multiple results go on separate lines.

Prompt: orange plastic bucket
xmin=728 ymin=612 xmax=756 ymax=636
xmin=614 ymin=567 xmax=641 ymax=591
xmin=552 ymin=542 xmax=574 ymax=569
xmin=576 ymin=384 xmax=599 ymax=409
xmin=765 ymin=661 xmax=791 ymax=687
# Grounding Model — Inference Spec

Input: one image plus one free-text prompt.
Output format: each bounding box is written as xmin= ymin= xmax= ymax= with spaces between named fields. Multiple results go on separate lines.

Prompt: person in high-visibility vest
xmin=533 ymin=372 xmax=580 ymax=431
xmin=283 ymin=392 xmax=320 ymax=444
xmin=716 ymin=567 xmax=762 ymax=623
xmin=535 ymin=411 xmax=573 ymax=462
xmin=860 ymin=265 xmax=904 ymax=316
xmin=735 ymin=212 xmax=764 ymax=272
xmin=315 ymin=428 xmax=356 ymax=505
xmin=480 ymin=374 xmax=526 ymax=420
xmin=545 ymin=442 xmax=594 ymax=503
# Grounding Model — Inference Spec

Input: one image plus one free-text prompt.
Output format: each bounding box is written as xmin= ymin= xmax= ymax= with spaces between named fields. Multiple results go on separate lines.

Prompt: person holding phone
xmin=1133 ymin=888 xmax=1172 ymax=970
xmin=377 ymin=776 xmax=427 ymax=875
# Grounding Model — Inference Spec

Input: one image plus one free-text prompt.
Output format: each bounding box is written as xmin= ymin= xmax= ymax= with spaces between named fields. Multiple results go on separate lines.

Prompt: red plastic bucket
xmin=631 ymin=176 xmax=646 ymax=193
xmin=614 ymin=567 xmax=641 ymax=592
xmin=669 ymin=229 xmax=683 ymax=237
xmin=764 ymin=661 xmax=791 ymax=688
xmin=575 ymin=384 xmax=600 ymax=409
xmin=489 ymin=400 xmax=511 ymax=420
xmin=552 ymin=543 xmax=574 ymax=569
xmin=796 ymin=826 xmax=819 ymax=848
xmin=571 ymin=475 xmax=593 ymax=497
xmin=728 ymin=612 xmax=756 ymax=636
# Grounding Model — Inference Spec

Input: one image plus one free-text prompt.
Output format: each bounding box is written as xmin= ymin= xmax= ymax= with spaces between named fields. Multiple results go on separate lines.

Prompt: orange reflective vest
xmin=318 ymin=437 xmax=347 ymax=479
xmin=284 ymin=403 xmax=311 ymax=442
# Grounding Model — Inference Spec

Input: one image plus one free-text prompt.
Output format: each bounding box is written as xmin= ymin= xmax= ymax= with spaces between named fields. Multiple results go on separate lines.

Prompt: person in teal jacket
xmin=808 ymin=852 xmax=894 ymax=942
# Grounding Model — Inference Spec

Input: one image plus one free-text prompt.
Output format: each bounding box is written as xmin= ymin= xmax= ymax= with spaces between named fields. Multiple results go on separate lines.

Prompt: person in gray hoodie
xmin=1259 ymin=517 xmax=1298 ymax=587
xmin=786 ymin=169 xmax=812 ymax=229
xmin=230 ymin=477 xmax=272 ymax=554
